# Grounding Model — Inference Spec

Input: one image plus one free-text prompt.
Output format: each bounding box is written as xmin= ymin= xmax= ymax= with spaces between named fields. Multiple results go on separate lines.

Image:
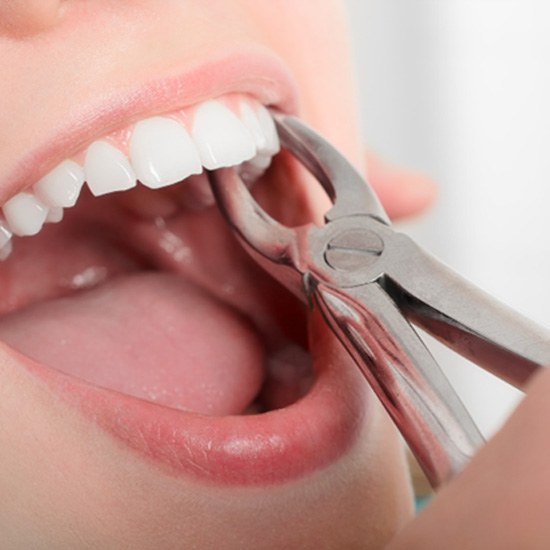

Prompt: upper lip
xmin=1 ymin=47 xmax=299 ymax=206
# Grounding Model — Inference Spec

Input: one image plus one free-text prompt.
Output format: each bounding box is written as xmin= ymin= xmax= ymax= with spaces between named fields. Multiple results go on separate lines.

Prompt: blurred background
xmin=345 ymin=0 xmax=550 ymax=436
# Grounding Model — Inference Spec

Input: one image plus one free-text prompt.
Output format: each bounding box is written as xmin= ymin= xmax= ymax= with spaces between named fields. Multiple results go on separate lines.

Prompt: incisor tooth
xmin=257 ymin=105 xmax=280 ymax=156
xmin=2 ymin=193 xmax=49 ymax=236
xmin=130 ymin=116 xmax=202 ymax=189
xmin=239 ymin=100 xmax=268 ymax=151
xmin=46 ymin=207 xmax=64 ymax=223
xmin=84 ymin=141 xmax=136 ymax=197
xmin=33 ymin=159 xmax=84 ymax=208
xmin=1 ymin=95 xmax=279 ymax=254
xmin=192 ymin=99 xmax=256 ymax=170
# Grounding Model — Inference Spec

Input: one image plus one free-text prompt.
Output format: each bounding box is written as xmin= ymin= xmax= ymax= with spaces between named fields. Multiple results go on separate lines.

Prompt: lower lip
xmin=14 ymin=320 xmax=371 ymax=486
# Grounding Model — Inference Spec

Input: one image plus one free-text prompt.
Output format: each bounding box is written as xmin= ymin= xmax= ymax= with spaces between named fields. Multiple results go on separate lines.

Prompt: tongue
xmin=0 ymin=273 xmax=265 ymax=415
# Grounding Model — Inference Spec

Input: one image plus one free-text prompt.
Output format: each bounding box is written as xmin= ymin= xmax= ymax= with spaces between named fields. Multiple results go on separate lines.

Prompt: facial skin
xmin=0 ymin=2 xmax=439 ymax=548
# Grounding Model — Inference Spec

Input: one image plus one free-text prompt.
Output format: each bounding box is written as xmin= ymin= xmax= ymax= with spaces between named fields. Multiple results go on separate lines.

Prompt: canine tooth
xmin=257 ymin=105 xmax=280 ymax=156
xmin=46 ymin=207 xmax=64 ymax=223
xmin=84 ymin=141 xmax=136 ymax=196
xmin=239 ymin=101 xmax=267 ymax=151
xmin=33 ymin=159 xmax=84 ymax=208
xmin=3 ymin=192 xmax=48 ymax=236
xmin=192 ymin=99 xmax=256 ymax=170
xmin=129 ymin=116 xmax=202 ymax=189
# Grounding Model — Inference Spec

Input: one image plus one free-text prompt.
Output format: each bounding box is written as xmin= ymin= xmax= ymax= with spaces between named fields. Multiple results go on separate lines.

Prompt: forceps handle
xmin=312 ymin=281 xmax=484 ymax=487
xmin=385 ymin=234 xmax=550 ymax=388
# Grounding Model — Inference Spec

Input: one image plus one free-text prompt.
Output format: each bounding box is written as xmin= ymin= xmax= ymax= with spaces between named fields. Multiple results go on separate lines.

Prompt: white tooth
xmin=46 ymin=206 xmax=64 ymax=223
xmin=33 ymin=159 xmax=84 ymax=208
xmin=239 ymin=100 xmax=267 ymax=151
xmin=192 ymin=99 xmax=256 ymax=170
xmin=0 ymin=239 xmax=12 ymax=261
xmin=129 ymin=116 xmax=202 ymax=189
xmin=2 ymin=192 xmax=49 ymax=236
xmin=84 ymin=141 xmax=136 ymax=196
xmin=256 ymin=105 xmax=280 ymax=156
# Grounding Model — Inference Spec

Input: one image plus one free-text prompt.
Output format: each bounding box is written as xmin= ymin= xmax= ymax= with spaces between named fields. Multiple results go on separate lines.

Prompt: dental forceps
xmin=208 ymin=113 xmax=550 ymax=488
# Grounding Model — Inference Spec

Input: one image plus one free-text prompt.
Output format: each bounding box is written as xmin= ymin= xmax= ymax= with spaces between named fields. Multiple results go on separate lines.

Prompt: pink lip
xmin=12 ymin=322 xmax=371 ymax=485
xmin=1 ymin=51 xmax=371 ymax=485
xmin=2 ymin=47 xmax=299 ymax=205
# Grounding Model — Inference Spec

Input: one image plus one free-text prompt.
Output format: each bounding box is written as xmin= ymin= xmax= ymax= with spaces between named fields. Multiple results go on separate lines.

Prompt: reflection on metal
xmin=209 ymin=114 xmax=550 ymax=488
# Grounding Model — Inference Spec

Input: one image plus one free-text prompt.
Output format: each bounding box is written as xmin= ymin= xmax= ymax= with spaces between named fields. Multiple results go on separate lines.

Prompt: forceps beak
xmin=207 ymin=112 xmax=390 ymax=275
xmin=207 ymin=112 xmax=389 ymax=301
xmin=207 ymin=129 xmax=482 ymax=487
xmin=210 ymin=111 xmax=483 ymax=489
xmin=209 ymin=112 xmax=550 ymax=488
xmin=207 ymin=163 xmax=308 ymax=301
xmin=272 ymin=113 xmax=391 ymax=226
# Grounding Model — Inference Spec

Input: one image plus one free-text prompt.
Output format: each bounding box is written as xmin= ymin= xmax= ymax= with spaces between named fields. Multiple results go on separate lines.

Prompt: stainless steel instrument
xmin=209 ymin=113 xmax=550 ymax=488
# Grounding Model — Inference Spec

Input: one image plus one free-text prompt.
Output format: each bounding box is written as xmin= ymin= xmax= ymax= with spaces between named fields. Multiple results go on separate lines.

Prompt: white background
xmin=345 ymin=0 xmax=550 ymax=435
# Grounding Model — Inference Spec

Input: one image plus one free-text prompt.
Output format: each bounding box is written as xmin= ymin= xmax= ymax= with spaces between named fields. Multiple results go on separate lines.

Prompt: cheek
xmin=249 ymin=1 xmax=364 ymax=215
xmin=242 ymin=1 xmax=360 ymax=145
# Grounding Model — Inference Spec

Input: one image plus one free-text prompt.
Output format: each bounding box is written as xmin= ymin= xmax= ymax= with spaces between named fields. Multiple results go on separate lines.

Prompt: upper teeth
xmin=0 ymin=95 xmax=279 ymax=259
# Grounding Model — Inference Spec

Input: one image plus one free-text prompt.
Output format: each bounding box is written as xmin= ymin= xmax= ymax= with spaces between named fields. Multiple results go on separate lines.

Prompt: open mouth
xmin=0 ymin=90 xmax=370 ymax=486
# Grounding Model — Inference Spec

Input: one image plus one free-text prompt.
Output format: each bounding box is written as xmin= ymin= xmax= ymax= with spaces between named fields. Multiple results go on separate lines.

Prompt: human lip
xmin=0 ymin=48 xmax=373 ymax=486
xmin=17 ymin=319 xmax=371 ymax=485
xmin=0 ymin=94 xmax=280 ymax=253
xmin=1 ymin=211 xmax=373 ymax=486
xmin=1 ymin=48 xmax=299 ymax=206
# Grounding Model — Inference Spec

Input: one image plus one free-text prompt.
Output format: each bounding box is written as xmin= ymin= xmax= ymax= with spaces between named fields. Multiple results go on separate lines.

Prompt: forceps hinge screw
xmin=324 ymin=228 xmax=384 ymax=272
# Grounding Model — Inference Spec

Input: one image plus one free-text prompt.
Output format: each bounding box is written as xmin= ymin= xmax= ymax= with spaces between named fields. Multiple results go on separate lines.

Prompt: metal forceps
xmin=209 ymin=113 xmax=550 ymax=488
